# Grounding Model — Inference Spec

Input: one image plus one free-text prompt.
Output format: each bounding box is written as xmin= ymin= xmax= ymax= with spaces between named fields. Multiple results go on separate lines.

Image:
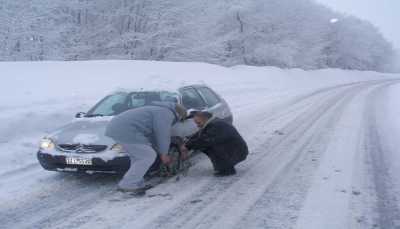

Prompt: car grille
xmin=57 ymin=144 xmax=108 ymax=153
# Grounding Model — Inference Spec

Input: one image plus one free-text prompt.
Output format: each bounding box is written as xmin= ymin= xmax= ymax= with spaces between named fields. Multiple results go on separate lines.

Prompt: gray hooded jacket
xmin=105 ymin=102 xmax=178 ymax=154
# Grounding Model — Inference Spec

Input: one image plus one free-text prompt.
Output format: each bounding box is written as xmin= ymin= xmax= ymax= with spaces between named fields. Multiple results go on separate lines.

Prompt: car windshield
xmin=86 ymin=91 xmax=179 ymax=117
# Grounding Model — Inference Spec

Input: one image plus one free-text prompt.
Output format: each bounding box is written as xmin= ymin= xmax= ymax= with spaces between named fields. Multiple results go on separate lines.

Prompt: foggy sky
xmin=315 ymin=0 xmax=400 ymax=49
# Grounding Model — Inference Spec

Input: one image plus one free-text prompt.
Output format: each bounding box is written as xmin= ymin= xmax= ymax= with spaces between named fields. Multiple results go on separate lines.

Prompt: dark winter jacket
xmin=185 ymin=118 xmax=248 ymax=165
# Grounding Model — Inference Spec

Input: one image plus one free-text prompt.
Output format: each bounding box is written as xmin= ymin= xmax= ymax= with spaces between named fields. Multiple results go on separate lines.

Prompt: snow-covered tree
xmin=0 ymin=0 xmax=396 ymax=72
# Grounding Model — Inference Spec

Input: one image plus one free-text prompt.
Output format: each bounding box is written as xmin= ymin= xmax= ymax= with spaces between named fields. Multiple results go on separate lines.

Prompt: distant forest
xmin=0 ymin=0 xmax=396 ymax=72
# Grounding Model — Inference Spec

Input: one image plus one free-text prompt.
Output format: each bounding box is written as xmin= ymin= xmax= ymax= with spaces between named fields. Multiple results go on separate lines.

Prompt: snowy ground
xmin=0 ymin=60 xmax=400 ymax=229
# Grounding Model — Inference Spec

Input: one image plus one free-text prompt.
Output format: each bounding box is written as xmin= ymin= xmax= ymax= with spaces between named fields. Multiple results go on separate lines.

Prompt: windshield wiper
xmin=85 ymin=114 xmax=104 ymax=118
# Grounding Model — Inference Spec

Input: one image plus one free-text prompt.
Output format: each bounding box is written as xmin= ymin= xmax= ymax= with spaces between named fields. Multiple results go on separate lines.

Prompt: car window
xmin=128 ymin=91 xmax=179 ymax=107
xmin=88 ymin=93 xmax=128 ymax=116
xmin=160 ymin=91 xmax=179 ymax=103
xmin=87 ymin=91 xmax=180 ymax=116
xmin=197 ymin=87 xmax=221 ymax=107
xmin=181 ymin=88 xmax=206 ymax=109
xmin=129 ymin=93 xmax=148 ymax=108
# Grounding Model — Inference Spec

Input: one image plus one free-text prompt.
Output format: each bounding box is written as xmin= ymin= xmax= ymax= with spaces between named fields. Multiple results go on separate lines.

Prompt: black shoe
xmin=214 ymin=167 xmax=236 ymax=177
xmin=117 ymin=187 xmax=147 ymax=196
xmin=130 ymin=189 xmax=146 ymax=197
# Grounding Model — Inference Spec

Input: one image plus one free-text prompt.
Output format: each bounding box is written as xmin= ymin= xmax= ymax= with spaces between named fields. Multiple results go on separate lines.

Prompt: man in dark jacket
xmin=181 ymin=111 xmax=248 ymax=176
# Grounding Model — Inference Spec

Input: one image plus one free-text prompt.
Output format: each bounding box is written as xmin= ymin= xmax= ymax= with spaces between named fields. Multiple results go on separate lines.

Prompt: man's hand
xmin=160 ymin=154 xmax=172 ymax=165
xmin=180 ymin=145 xmax=189 ymax=160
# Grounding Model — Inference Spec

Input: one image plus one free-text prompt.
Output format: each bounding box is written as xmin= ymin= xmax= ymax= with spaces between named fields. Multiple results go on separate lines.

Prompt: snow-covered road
xmin=1 ymin=61 xmax=400 ymax=229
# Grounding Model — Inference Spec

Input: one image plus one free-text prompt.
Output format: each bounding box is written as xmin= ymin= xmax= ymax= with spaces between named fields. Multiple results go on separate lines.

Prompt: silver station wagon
xmin=37 ymin=84 xmax=233 ymax=174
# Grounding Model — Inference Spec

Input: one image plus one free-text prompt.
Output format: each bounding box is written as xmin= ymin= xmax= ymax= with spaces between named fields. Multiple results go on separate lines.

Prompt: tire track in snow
xmin=232 ymin=81 xmax=368 ymax=229
xmin=0 ymin=173 xmax=121 ymax=229
xmin=363 ymin=82 xmax=400 ymax=229
xmin=0 ymin=162 xmax=39 ymax=179
xmin=237 ymin=80 xmax=400 ymax=229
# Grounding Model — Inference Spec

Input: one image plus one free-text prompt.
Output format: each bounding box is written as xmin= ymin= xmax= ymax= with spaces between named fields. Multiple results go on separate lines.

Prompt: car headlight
xmin=110 ymin=144 xmax=124 ymax=153
xmin=40 ymin=138 xmax=55 ymax=150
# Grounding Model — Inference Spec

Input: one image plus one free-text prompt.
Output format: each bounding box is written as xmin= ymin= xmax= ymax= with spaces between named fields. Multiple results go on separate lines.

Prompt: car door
xmin=171 ymin=87 xmax=207 ymax=138
xmin=195 ymin=86 xmax=233 ymax=123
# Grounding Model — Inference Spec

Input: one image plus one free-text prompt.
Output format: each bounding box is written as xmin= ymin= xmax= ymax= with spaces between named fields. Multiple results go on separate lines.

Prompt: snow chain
xmin=159 ymin=158 xmax=191 ymax=177
xmin=159 ymin=145 xmax=191 ymax=178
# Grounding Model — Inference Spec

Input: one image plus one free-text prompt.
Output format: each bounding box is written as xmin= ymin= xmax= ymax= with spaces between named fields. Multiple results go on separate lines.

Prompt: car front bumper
xmin=37 ymin=150 xmax=130 ymax=174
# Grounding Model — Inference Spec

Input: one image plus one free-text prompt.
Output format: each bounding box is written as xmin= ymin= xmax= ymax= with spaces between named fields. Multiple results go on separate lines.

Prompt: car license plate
xmin=65 ymin=157 xmax=92 ymax=165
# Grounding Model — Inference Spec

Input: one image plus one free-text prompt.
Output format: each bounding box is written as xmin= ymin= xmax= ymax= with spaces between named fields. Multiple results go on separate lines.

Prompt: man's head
xmin=193 ymin=111 xmax=213 ymax=128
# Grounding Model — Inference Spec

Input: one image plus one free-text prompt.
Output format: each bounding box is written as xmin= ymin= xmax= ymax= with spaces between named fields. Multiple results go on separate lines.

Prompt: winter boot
xmin=117 ymin=187 xmax=147 ymax=197
xmin=214 ymin=167 xmax=236 ymax=177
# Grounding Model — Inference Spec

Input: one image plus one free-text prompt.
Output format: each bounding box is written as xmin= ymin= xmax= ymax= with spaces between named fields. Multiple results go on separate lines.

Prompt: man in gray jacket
xmin=105 ymin=102 xmax=186 ymax=196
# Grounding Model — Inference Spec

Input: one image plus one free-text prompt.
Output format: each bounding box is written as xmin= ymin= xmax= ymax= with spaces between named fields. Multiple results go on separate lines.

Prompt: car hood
xmin=49 ymin=117 xmax=115 ymax=146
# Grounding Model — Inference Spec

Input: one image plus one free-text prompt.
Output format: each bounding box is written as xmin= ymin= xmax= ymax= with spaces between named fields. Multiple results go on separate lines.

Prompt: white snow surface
xmin=0 ymin=60 xmax=400 ymax=229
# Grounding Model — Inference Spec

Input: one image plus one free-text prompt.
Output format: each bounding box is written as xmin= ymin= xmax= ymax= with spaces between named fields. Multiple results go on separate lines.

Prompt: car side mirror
xmin=75 ymin=112 xmax=86 ymax=118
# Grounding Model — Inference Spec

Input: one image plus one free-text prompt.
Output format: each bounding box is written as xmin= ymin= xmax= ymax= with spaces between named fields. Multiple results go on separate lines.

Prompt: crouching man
xmin=181 ymin=111 xmax=248 ymax=176
xmin=105 ymin=102 xmax=186 ymax=196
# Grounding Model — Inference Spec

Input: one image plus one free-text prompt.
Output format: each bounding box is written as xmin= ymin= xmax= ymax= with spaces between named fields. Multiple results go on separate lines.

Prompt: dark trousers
xmin=203 ymin=150 xmax=235 ymax=172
